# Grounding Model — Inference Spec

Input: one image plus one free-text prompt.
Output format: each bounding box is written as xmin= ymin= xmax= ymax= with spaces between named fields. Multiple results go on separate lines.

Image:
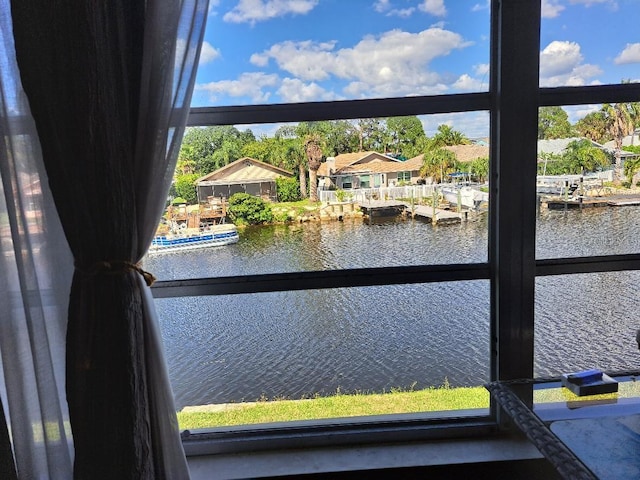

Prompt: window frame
xmin=151 ymin=0 xmax=640 ymax=455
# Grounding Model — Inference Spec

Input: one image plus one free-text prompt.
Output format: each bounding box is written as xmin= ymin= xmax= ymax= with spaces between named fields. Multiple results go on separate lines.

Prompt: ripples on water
xmin=146 ymin=208 xmax=640 ymax=408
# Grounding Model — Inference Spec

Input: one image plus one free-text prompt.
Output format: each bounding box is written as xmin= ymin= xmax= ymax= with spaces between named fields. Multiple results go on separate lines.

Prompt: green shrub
xmin=272 ymin=210 xmax=291 ymax=223
xmin=171 ymin=196 xmax=187 ymax=205
xmin=228 ymin=193 xmax=273 ymax=225
xmin=276 ymin=177 xmax=301 ymax=202
xmin=174 ymin=173 xmax=200 ymax=204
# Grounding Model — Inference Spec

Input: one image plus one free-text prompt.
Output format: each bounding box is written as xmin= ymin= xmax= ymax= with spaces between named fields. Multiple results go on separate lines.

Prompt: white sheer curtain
xmin=1 ymin=0 xmax=209 ymax=477
xmin=0 ymin=2 xmax=74 ymax=478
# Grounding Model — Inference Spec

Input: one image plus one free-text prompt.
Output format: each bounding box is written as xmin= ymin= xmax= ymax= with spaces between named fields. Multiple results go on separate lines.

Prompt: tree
xmin=304 ymin=134 xmax=324 ymax=202
xmin=173 ymin=173 xmax=200 ymax=204
xmin=575 ymin=111 xmax=608 ymax=143
xmin=431 ymin=124 xmax=469 ymax=147
xmin=385 ymin=116 xmax=427 ymax=157
xmin=354 ymin=118 xmax=386 ymax=151
xmin=538 ymin=106 xmax=573 ymax=139
xmin=275 ymin=177 xmax=301 ymax=202
xmin=561 ymin=139 xmax=609 ymax=173
xmin=602 ymin=102 xmax=636 ymax=176
xmin=623 ymin=156 xmax=640 ymax=186
xmin=419 ymin=146 xmax=457 ymax=183
xmin=315 ymin=120 xmax=359 ymax=156
xmin=178 ymin=126 xmax=255 ymax=175
xmin=469 ymin=157 xmax=489 ymax=183
xmin=276 ymin=125 xmax=308 ymax=198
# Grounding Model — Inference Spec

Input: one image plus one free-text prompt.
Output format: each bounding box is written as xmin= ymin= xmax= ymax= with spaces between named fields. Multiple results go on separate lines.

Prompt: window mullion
xmin=490 ymin=0 xmax=541 ymax=394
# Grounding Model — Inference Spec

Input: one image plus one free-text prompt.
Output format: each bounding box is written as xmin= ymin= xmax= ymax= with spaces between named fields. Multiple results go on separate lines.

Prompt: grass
xmin=177 ymin=385 xmax=490 ymax=430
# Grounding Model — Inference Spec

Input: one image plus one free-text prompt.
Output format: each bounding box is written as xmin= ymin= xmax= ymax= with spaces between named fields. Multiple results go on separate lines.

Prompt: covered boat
xmin=148 ymin=223 xmax=239 ymax=254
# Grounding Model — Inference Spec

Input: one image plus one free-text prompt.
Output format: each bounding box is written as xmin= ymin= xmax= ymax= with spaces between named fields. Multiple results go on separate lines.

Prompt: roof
xmin=317 ymin=151 xmax=376 ymax=176
xmin=537 ymin=137 xmax=606 ymax=156
xmin=405 ymin=145 xmax=489 ymax=166
xmin=443 ymin=144 xmax=489 ymax=162
xmin=196 ymin=157 xmax=293 ymax=184
xmin=317 ymin=151 xmax=403 ymax=176
xmin=603 ymin=130 xmax=640 ymax=150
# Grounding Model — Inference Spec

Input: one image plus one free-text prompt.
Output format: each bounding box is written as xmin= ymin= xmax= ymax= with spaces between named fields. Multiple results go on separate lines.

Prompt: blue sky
xmin=190 ymin=0 xmax=640 ymax=137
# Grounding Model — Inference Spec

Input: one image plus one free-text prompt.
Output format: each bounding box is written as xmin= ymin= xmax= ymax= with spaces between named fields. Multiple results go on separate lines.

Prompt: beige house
xmin=408 ymin=144 xmax=490 ymax=182
xmin=195 ymin=157 xmax=294 ymax=202
xmin=317 ymin=151 xmax=424 ymax=190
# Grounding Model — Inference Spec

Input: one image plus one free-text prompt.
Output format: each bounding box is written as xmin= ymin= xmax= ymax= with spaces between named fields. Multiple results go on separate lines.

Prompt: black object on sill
xmin=561 ymin=370 xmax=618 ymax=396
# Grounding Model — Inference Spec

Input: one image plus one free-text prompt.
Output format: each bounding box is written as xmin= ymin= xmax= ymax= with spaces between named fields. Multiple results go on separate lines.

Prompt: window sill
xmin=186 ymin=433 xmax=542 ymax=479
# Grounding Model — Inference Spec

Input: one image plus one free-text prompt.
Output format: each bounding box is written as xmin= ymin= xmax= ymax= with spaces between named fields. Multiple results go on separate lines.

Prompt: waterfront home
xmin=317 ymin=151 xmax=423 ymax=189
xmin=407 ymin=144 xmax=490 ymax=183
xmin=602 ymin=128 xmax=640 ymax=150
xmin=195 ymin=157 xmax=294 ymax=202
xmin=537 ymin=137 xmax=607 ymax=158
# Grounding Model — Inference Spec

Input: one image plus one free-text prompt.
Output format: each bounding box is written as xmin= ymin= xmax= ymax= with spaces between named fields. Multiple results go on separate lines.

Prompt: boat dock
xmin=544 ymin=194 xmax=640 ymax=210
xmin=360 ymin=200 xmax=463 ymax=225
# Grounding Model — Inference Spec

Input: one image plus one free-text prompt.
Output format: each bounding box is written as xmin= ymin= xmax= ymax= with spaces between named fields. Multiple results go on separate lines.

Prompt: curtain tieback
xmin=75 ymin=260 xmax=156 ymax=287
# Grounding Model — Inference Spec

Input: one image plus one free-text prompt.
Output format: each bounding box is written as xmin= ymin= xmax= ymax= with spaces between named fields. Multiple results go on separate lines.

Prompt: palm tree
xmin=432 ymin=124 xmax=470 ymax=147
xmin=276 ymin=125 xmax=308 ymax=198
xmin=602 ymin=103 xmax=635 ymax=178
xmin=623 ymin=157 xmax=640 ymax=186
xmin=575 ymin=111 xmax=608 ymax=143
xmin=304 ymin=134 xmax=324 ymax=201
xmin=420 ymin=147 xmax=457 ymax=183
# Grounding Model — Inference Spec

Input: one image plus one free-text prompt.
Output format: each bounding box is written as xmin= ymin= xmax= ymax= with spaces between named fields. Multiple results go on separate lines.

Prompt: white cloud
xmin=421 ymin=111 xmax=490 ymax=138
xmin=250 ymin=28 xmax=471 ymax=97
xmin=541 ymin=0 xmax=565 ymax=18
xmin=199 ymin=42 xmax=221 ymax=64
xmin=388 ymin=7 xmax=415 ymax=17
xmin=474 ymin=63 xmax=490 ymax=76
xmin=277 ymin=78 xmax=337 ymax=102
xmin=614 ymin=43 xmax=640 ymax=65
xmin=471 ymin=1 xmax=489 ymax=12
xmin=372 ymin=0 xmax=415 ymax=17
xmin=373 ymin=0 xmax=391 ymax=12
xmin=418 ymin=0 xmax=447 ymax=16
xmin=452 ymin=74 xmax=486 ymax=92
xmin=196 ymin=72 xmax=279 ymax=103
xmin=569 ymin=0 xmax=617 ymax=8
xmin=564 ymin=104 xmax=601 ymax=124
xmin=208 ymin=0 xmax=221 ymax=15
xmin=539 ymin=40 xmax=602 ymax=87
xmin=223 ymin=0 xmax=319 ymax=24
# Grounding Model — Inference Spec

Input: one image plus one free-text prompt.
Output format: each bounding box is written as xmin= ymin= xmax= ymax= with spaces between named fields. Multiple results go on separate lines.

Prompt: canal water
xmin=144 ymin=207 xmax=640 ymax=409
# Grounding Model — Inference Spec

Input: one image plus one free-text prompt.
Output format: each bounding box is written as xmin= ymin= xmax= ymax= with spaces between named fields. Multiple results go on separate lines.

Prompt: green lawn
xmin=178 ymin=386 xmax=490 ymax=429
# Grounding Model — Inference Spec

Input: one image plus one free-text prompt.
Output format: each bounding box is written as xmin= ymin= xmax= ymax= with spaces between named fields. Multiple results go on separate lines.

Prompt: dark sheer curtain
xmin=9 ymin=1 xmax=208 ymax=478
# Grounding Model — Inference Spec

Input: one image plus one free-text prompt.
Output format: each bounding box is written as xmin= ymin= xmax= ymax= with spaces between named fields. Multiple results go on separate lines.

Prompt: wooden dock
xmin=411 ymin=205 xmax=462 ymax=225
xmin=360 ymin=200 xmax=463 ymax=225
xmin=544 ymin=194 xmax=640 ymax=210
xmin=359 ymin=200 xmax=406 ymax=218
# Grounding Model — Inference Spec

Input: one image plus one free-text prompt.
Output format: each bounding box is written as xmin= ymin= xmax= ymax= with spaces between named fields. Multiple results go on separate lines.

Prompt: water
xmin=145 ymin=207 xmax=640 ymax=409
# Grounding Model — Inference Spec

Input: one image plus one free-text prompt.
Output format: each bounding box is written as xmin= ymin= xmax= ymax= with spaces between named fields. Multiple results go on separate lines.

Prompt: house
xmin=537 ymin=137 xmax=608 ymax=158
xmin=317 ymin=151 xmax=423 ymax=189
xmin=407 ymin=144 xmax=490 ymax=182
xmin=602 ymin=128 xmax=640 ymax=150
xmin=195 ymin=157 xmax=294 ymax=202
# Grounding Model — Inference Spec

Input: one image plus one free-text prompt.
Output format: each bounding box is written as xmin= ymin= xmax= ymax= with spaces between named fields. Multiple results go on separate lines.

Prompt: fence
xmin=319 ymin=185 xmax=439 ymax=204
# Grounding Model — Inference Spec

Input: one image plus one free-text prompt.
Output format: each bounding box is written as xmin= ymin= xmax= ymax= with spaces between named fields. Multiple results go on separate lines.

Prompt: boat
xmin=148 ymin=223 xmax=239 ymax=254
xmin=441 ymin=185 xmax=489 ymax=210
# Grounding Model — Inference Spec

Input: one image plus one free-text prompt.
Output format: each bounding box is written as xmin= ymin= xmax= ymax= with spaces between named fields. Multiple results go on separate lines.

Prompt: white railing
xmin=319 ymin=185 xmax=441 ymax=203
